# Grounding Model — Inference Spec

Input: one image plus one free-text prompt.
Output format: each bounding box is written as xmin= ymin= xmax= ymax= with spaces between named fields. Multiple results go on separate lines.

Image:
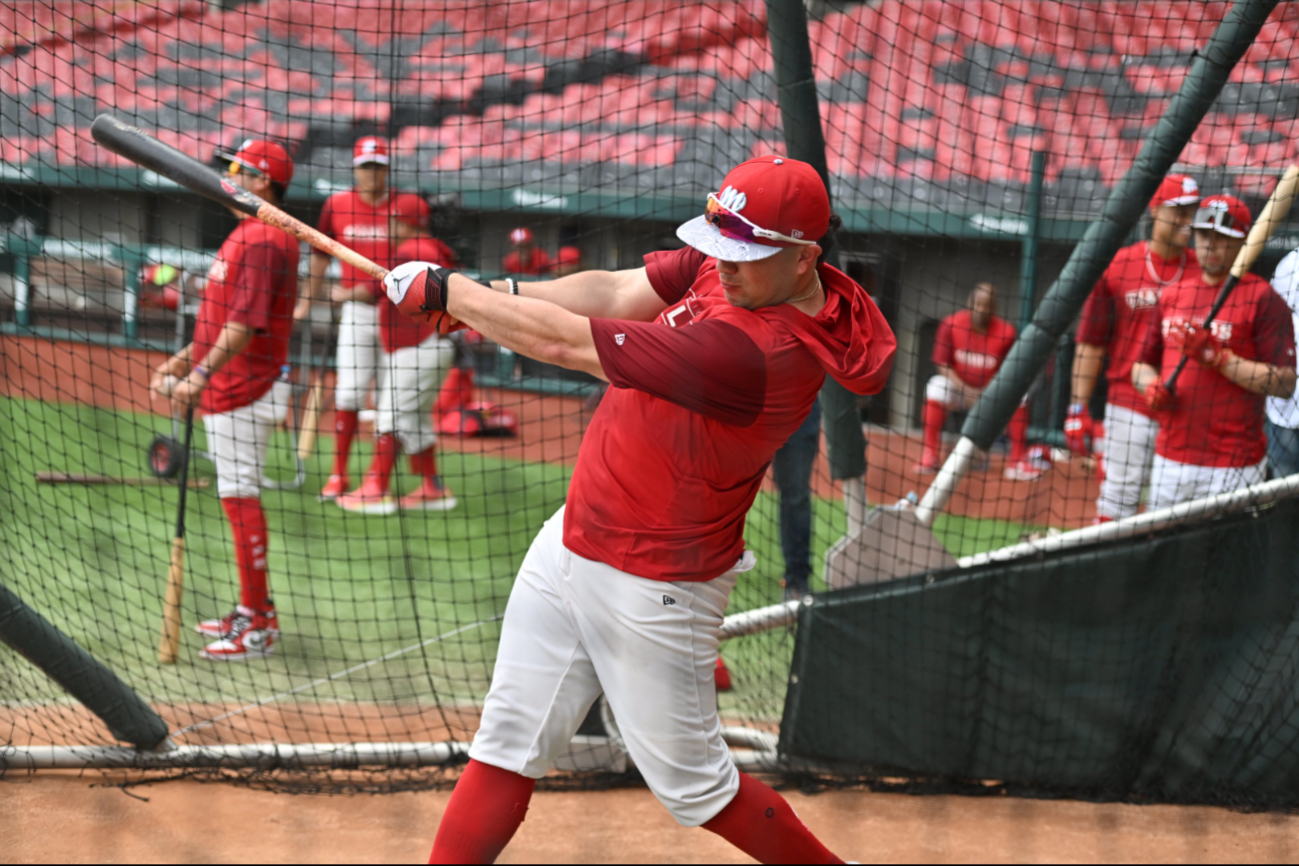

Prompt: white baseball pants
xmin=374 ymin=334 xmax=454 ymax=455
xmin=203 ymin=380 xmax=291 ymax=499
xmin=335 ymin=300 xmax=379 ymax=412
xmin=470 ymin=506 xmax=745 ymax=827
xmin=1147 ymin=454 xmax=1266 ymax=512
xmin=925 ymin=373 xmax=980 ymax=410
xmin=1096 ymin=403 xmax=1159 ymax=520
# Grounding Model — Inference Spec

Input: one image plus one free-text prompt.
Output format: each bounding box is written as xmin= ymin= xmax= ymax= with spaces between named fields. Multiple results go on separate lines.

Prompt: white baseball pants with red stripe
xmin=470 ymin=505 xmax=746 ymax=827
xmin=375 ymin=333 xmax=454 ymax=455
xmin=203 ymin=380 xmax=291 ymax=499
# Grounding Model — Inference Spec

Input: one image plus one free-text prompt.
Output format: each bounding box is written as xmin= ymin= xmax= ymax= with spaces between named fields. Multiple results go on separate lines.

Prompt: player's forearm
xmin=1131 ymin=362 xmax=1159 ymax=392
xmin=447 ymin=275 xmax=607 ymax=381
xmin=491 ymin=268 xmax=664 ymax=322
xmin=195 ymin=322 xmax=254 ymax=374
xmin=1217 ymin=353 xmax=1297 ymax=398
xmin=308 ymin=252 xmax=330 ymax=301
xmin=1071 ymin=343 xmax=1105 ymax=404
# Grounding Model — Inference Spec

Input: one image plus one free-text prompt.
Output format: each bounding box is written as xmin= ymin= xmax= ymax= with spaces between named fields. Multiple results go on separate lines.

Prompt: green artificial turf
xmin=0 ymin=395 xmax=1036 ymax=735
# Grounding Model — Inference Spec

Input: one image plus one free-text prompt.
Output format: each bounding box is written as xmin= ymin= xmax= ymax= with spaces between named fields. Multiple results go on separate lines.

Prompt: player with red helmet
xmin=1068 ymin=174 xmax=1201 ymax=521
xmin=149 ymin=140 xmax=299 ymax=661
xmin=385 ymin=156 xmax=895 ymax=863
xmin=1132 ymin=194 xmax=1297 ymax=509
xmin=335 ymin=196 xmax=458 ymax=513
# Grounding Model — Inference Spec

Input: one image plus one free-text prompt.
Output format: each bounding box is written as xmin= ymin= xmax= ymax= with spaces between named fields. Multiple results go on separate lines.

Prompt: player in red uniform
xmin=501 ymin=226 xmax=553 ymax=275
xmin=336 ymin=196 xmax=458 ymax=513
xmin=309 ymin=136 xmax=427 ymax=499
xmin=385 ymin=156 xmax=895 ymax=863
xmin=1132 ymin=194 xmax=1296 ymax=509
xmin=916 ymin=282 xmax=1036 ymax=479
xmin=1068 ymin=174 xmax=1200 ymax=520
xmin=149 ymin=140 xmax=299 ymax=661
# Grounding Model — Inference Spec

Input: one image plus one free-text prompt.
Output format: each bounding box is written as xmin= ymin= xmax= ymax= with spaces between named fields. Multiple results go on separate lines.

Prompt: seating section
xmin=1 ymin=0 xmax=1298 ymax=207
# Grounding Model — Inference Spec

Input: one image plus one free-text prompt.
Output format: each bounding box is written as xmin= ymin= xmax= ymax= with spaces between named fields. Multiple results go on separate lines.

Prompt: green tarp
xmin=781 ymin=498 xmax=1299 ymax=806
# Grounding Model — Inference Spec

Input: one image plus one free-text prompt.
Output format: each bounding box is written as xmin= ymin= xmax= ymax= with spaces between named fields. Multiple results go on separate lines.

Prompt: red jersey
xmin=932 ymin=309 xmax=1016 ymax=389
xmin=502 ymin=247 xmax=553 ymax=276
xmin=379 ymin=236 xmax=458 ymax=352
xmin=1077 ymin=240 xmax=1199 ymax=415
xmin=1137 ymin=272 xmax=1296 ymax=467
xmin=563 ymin=247 xmax=896 ymax=582
xmin=316 ymin=190 xmax=428 ymax=294
xmin=192 ymin=219 xmax=300 ymax=414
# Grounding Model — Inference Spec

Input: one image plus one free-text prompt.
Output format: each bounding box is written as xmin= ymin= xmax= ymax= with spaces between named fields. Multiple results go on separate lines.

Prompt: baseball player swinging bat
xmin=159 ymin=406 xmax=196 ymax=664
xmin=1165 ymin=164 xmax=1299 ymax=393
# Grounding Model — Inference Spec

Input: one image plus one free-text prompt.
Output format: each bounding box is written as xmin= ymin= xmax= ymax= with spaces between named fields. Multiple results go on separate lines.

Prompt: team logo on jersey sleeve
xmin=207 ymin=257 xmax=228 ymax=283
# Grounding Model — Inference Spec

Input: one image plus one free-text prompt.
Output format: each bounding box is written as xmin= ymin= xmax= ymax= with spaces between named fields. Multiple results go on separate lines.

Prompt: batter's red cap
xmin=391 ymin=194 xmax=430 ymax=229
xmin=1150 ymin=173 xmax=1200 ymax=212
xmin=354 ymin=136 xmax=390 ymax=166
xmin=676 ymin=155 xmax=831 ymax=262
xmin=509 ymin=227 xmax=534 ymax=246
xmin=217 ymin=139 xmax=294 ymax=187
xmin=1192 ymin=193 xmax=1252 ymax=239
xmin=557 ymin=246 xmax=581 ymax=265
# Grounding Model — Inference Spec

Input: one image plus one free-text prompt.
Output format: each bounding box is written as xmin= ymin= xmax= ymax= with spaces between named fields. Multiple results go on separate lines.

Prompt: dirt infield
xmin=7 ymin=772 xmax=1299 ymax=863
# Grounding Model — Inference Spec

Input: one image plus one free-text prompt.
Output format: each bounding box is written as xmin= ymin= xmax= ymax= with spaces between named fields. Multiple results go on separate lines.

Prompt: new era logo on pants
xmin=663 ymin=595 xmax=676 ymax=605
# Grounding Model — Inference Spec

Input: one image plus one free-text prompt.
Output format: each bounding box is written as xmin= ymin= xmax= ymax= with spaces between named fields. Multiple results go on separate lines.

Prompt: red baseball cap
xmin=677 ymin=155 xmax=830 ymax=262
xmin=509 ymin=227 xmax=534 ymax=246
xmin=217 ymin=139 xmax=293 ymax=187
xmin=557 ymin=245 xmax=581 ymax=265
xmin=354 ymin=136 xmax=390 ymax=166
xmin=391 ymin=194 xmax=430 ymax=229
xmin=1150 ymin=173 xmax=1200 ymax=212
xmin=1192 ymin=193 xmax=1251 ymax=239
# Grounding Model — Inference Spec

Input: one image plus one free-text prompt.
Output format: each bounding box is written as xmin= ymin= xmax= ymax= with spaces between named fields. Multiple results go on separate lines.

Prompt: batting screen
xmin=3 ymin=0 xmax=1299 ymax=799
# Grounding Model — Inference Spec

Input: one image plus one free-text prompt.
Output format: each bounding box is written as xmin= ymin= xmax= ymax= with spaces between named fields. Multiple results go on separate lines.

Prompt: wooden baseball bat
xmin=1165 ymin=164 xmax=1299 ymax=392
xmin=158 ymin=407 xmax=196 ymax=664
xmin=90 ymin=114 xmax=388 ymax=281
xmin=297 ymin=377 xmax=325 ymax=462
xmin=36 ymin=471 xmax=209 ymax=488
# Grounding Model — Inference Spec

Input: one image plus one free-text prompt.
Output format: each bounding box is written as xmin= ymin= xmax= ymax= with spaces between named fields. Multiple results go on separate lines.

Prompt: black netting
xmin=2 ymin=0 xmax=1299 ymax=803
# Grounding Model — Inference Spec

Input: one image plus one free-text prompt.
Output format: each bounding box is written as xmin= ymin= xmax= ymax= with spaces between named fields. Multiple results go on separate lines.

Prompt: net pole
xmin=0 ymin=582 xmax=169 ymax=750
xmin=767 ymin=0 xmax=868 ymax=510
xmin=915 ymin=0 xmax=1283 ymax=527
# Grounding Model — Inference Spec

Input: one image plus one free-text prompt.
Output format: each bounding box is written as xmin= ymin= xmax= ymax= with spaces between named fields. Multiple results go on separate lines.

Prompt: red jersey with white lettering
xmin=193 ymin=219 xmax=300 ymax=414
xmin=1077 ymin=240 xmax=1199 ymax=415
xmin=379 ymin=236 xmax=458 ymax=352
xmin=564 ymin=247 xmax=896 ymax=582
xmin=1136 ymin=272 xmax=1295 ymax=467
xmin=932 ymin=309 xmax=1016 ymax=389
xmin=317 ymin=191 xmax=429 ymax=294
xmin=502 ymin=247 xmax=553 ymax=276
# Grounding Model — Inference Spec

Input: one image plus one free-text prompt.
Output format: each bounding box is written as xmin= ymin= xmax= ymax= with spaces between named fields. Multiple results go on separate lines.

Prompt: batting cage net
xmin=5 ymin=0 xmax=1299 ymax=803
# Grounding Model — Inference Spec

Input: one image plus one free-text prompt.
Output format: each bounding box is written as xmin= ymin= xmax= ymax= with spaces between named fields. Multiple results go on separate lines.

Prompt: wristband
xmin=506 ymin=277 xmax=520 ymax=296
xmin=192 ymin=365 xmax=210 ymax=381
xmin=1068 ymin=402 xmax=1085 ymax=415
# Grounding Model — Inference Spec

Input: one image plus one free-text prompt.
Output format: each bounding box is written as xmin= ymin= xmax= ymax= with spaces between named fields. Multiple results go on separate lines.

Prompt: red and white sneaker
xmin=318 ymin=474 xmax=349 ymax=501
xmin=336 ymin=475 xmax=397 ymax=515
xmin=197 ymin=602 xmax=278 ymax=638
xmin=399 ymin=476 xmax=457 ymax=512
xmin=913 ymin=447 xmax=941 ymax=475
xmin=1004 ymin=459 xmax=1047 ymax=482
xmin=200 ymin=608 xmax=278 ymax=661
